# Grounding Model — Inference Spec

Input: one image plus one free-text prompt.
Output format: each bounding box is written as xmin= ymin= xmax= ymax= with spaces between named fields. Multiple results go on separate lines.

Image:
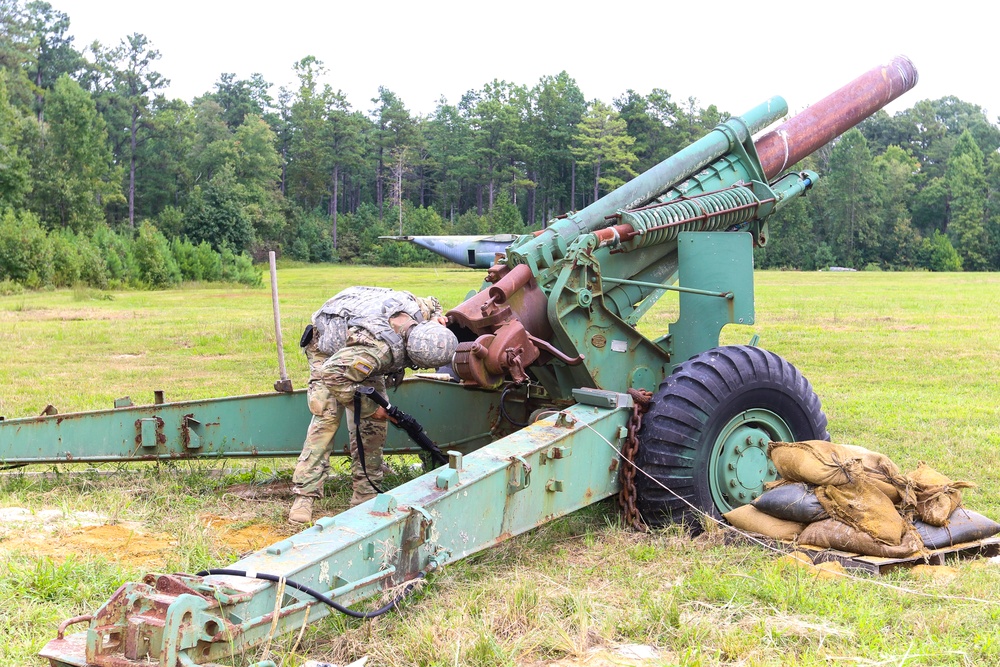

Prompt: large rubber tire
xmin=634 ymin=345 xmax=829 ymax=527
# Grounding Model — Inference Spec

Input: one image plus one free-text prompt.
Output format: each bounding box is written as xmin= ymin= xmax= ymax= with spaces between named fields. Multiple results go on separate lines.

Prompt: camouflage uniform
xmin=292 ymin=290 xmax=443 ymax=506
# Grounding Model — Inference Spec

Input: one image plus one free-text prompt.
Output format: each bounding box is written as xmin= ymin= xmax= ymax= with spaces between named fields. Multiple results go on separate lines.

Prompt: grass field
xmin=2 ymin=266 xmax=1000 ymax=666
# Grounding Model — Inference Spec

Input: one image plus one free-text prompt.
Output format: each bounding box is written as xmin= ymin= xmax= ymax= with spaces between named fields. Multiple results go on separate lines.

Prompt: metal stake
xmin=270 ymin=251 xmax=293 ymax=392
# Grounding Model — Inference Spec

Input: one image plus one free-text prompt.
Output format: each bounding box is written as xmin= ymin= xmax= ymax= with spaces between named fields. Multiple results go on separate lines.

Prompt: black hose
xmin=499 ymin=384 xmax=530 ymax=427
xmin=195 ymin=568 xmax=424 ymax=619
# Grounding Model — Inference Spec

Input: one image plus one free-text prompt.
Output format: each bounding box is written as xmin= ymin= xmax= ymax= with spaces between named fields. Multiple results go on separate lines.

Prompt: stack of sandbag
xmin=722 ymin=440 xmax=1000 ymax=558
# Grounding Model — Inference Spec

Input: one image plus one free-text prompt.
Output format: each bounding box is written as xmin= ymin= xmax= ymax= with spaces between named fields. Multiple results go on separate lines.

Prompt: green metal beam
xmin=0 ymin=379 xmax=511 ymax=465
xmin=40 ymin=391 xmax=633 ymax=666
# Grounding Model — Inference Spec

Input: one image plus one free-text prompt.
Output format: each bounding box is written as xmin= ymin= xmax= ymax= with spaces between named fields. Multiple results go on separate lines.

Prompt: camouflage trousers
xmin=292 ymin=375 xmax=388 ymax=505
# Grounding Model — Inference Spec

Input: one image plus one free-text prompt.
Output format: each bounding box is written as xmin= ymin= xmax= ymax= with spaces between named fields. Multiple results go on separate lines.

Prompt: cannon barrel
xmin=448 ymin=57 xmax=919 ymax=394
xmin=756 ymin=55 xmax=918 ymax=179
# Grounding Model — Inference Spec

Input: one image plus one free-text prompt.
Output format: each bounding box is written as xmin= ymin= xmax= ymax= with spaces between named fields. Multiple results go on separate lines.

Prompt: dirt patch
xmin=0 ymin=508 xmax=294 ymax=567
xmin=1 ymin=520 xmax=176 ymax=569
xmin=201 ymin=514 xmax=293 ymax=555
xmin=531 ymin=645 xmax=666 ymax=666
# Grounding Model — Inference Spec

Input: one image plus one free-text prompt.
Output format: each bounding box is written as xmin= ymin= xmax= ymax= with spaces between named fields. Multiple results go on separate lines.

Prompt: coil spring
xmin=618 ymin=186 xmax=760 ymax=249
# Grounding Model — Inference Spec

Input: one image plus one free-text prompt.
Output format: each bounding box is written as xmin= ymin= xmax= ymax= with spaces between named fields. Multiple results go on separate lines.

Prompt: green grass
xmin=3 ymin=267 xmax=1000 ymax=666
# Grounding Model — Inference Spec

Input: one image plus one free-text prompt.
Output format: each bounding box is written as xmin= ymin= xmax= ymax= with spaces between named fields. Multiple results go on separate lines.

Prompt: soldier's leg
xmin=347 ymin=375 xmax=388 ymax=506
xmin=292 ymin=382 xmax=342 ymax=498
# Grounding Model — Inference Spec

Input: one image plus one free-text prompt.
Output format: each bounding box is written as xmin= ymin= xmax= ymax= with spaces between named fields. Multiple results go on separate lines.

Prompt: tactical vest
xmin=311 ymin=286 xmax=425 ymax=370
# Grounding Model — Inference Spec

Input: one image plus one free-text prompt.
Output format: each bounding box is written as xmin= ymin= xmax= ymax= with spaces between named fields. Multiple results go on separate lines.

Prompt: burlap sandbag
xmin=840 ymin=443 xmax=906 ymax=503
xmin=915 ymin=509 xmax=1000 ymax=549
xmin=905 ymin=462 xmax=976 ymax=527
xmin=768 ymin=440 xmax=906 ymax=502
xmin=723 ymin=504 xmax=806 ymax=541
xmin=768 ymin=440 xmax=856 ymax=486
xmin=752 ymin=482 xmax=829 ymax=523
xmin=815 ymin=462 xmax=906 ymax=546
xmin=798 ymin=519 xmax=924 ymax=558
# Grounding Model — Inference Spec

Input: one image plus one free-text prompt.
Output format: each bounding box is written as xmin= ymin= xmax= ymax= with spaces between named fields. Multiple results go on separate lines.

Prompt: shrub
xmin=925 ymin=230 xmax=963 ymax=272
xmin=0 ymin=278 xmax=23 ymax=295
xmin=219 ymin=246 xmax=261 ymax=286
xmin=171 ymin=237 xmax=202 ymax=281
xmin=0 ymin=209 xmax=53 ymax=285
xmin=91 ymin=224 xmax=137 ymax=286
xmin=50 ymin=231 xmax=83 ymax=287
xmin=194 ymin=241 xmax=222 ymax=281
xmin=133 ymin=221 xmax=181 ymax=288
xmin=76 ymin=234 xmax=109 ymax=289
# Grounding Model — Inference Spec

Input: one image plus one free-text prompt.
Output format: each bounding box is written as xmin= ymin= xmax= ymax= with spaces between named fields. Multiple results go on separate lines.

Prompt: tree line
xmin=1 ymin=1 xmax=999 ymax=292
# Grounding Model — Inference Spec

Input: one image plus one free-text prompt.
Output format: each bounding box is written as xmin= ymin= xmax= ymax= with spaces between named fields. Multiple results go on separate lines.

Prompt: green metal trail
xmin=41 ymin=390 xmax=632 ymax=667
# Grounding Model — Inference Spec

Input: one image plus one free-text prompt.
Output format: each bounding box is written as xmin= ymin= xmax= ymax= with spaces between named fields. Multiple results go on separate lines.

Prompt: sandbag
xmin=915 ymin=509 xmax=1000 ymax=549
xmin=906 ymin=462 xmax=976 ymax=527
xmin=752 ymin=482 xmax=828 ymax=523
xmin=815 ymin=461 xmax=906 ymax=546
xmin=798 ymin=519 xmax=924 ymax=558
xmin=840 ymin=444 xmax=906 ymax=503
xmin=723 ymin=505 xmax=806 ymax=541
xmin=768 ymin=440 xmax=906 ymax=501
xmin=768 ymin=440 xmax=856 ymax=486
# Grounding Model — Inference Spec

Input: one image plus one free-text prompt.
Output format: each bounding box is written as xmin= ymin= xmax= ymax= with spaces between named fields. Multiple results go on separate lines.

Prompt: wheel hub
xmin=709 ymin=409 xmax=791 ymax=512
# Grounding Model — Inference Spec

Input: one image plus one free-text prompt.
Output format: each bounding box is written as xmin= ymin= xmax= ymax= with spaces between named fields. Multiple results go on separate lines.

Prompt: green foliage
xmin=0 ymin=278 xmax=24 ymax=295
xmin=0 ymin=208 xmax=53 ymax=284
xmin=156 ymin=205 xmax=185 ymax=238
xmin=571 ymin=100 xmax=638 ymax=203
xmin=183 ymin=165 xmax=254 ymax=252
xmin=754 ymin=198 xmax=815 ymax=270
xmin=819 ymin=129 xmax=883 ymax=268
xmin=75 ymin=233 xmax=110 ymax=288
xmin=50 ymin=229 xmax=83 ymax=286
xmin=283 ymin=209 xmax=334 ymax=262
xmin=924 ymin=230 xmax=963 ymax=271
xmin=0 ymin=70 xmax=31 ymax=208
xmin=946 ymin=131 xmax=989 ymax=270
xmin=30 ymin=74 xmax=122 ymax=232
xmin=813 ymin=243 xmax=835 ymax=270
xmin=219 ymin=246 xmax=262 ymax=285
xmin=133 ymin=221 xmax=181 ymax=287
xmin=1 ymin=12 xmax=1000 ymax=272
xmin=92 ymin=224 xmax=137 ymax=285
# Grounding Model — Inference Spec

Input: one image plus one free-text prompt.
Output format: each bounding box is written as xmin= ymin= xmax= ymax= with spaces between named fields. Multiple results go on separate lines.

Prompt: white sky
xmin=51 ymin=0 xmax=997 ymax=125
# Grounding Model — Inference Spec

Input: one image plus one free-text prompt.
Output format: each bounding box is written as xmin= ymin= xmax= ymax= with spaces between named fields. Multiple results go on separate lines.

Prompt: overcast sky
xmin=50 ymin=0 xmax=997 ymax=126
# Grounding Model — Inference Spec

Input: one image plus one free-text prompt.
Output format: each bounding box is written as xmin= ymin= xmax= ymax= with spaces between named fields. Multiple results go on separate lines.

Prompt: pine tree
xmin=946 ymin=130 xmax=988 ymax=270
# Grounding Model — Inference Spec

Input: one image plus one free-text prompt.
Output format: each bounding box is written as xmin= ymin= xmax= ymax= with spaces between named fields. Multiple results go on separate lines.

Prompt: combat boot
xmin=288 ymin=496 xmax=314 ymax=523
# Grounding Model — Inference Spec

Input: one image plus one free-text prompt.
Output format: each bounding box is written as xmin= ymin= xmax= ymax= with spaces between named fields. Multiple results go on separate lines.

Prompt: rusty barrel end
xmin=756 ymin=55 xmax=919 ymax=179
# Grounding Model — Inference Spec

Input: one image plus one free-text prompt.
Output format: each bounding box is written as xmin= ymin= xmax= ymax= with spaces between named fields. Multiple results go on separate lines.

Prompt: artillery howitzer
xmin=23 ymin=57 xmax=918 ymax=666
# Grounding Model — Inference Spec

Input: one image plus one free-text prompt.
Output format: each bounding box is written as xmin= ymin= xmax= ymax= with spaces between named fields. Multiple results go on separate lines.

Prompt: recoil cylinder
xmin=617 ymin=186 xmax=763 ymax=249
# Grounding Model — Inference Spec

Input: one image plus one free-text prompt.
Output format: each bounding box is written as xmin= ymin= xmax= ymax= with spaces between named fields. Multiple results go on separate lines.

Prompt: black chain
xmin=619 ymin=388 xmax=652 ymax=532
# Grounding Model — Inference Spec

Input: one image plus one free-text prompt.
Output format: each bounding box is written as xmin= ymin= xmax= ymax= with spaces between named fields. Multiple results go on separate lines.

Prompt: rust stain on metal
xmin=494 ymin=531 xmax=514 ymax=544
xmin=756 ymin=56 xmax=918 ymax=178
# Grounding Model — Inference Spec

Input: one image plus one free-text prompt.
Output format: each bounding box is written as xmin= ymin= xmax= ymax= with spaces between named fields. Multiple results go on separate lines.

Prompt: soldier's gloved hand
xmin=371 ymin=406 xmax=398 ymax=424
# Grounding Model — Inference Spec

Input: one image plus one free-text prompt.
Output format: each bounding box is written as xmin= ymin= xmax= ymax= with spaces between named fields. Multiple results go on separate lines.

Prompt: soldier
xmin=289 ymin=286 xmax=458 ymax=524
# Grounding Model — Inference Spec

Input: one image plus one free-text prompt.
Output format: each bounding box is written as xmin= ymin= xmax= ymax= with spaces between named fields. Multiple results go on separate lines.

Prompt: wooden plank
xmin=726 ymin=532 xmax=1000 ymax=575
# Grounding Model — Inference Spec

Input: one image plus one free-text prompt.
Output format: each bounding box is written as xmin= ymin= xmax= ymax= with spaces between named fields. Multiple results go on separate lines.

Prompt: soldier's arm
xmin=416 ymin=295 xmax=447 ymax=325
